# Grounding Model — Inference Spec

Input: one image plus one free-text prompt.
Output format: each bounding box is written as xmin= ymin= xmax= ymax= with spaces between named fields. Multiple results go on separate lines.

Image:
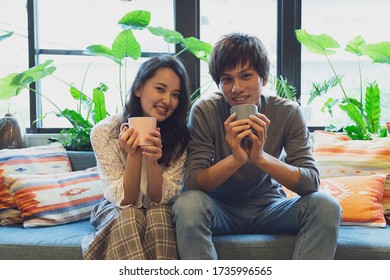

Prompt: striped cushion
xmin=313 ymin=131 xmax=390 ymax=224
xmin=0 ymin=143 xmax=72 ymax=225
xmin=6 ymin=167 xmax=103 ymax=228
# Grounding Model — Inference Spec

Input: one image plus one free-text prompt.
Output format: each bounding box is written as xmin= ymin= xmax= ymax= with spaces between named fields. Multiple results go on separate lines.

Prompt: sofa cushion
xmin=284 ymin=175 xmax=387 ymax=227
xmin=0 ymin=143 xmax=72 ymax=225
xmin=6 ymin=167 xmax=104 ymax=228
xmin=0 ymin=220 xmax=94 ymax=260
xmin=213 ymin=225 xmax=390 ymax=260
xmin=312 ymin=131 xmax=390 ymax=224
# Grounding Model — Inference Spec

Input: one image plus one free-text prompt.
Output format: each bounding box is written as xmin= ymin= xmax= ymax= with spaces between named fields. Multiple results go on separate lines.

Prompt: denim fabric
xmin=172 ymin=190 xmax=342 ymax=260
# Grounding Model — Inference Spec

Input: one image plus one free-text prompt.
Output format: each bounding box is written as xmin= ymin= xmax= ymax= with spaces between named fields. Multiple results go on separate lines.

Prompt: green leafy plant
xmin=85 ymin=10 xmax=211 ymax=107
xmin=0 ymin=59 xmax=107 ymax=150
xmin=269 ymin=75 xmax=298 ymax=102
xmin=295 ymin=29 xmax=390 ymax=140
xmin=0 ymin=10 xmax=212 ymax=151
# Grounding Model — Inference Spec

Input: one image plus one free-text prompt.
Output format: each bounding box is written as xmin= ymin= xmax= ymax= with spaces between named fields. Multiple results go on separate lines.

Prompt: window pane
xmin=37 ymin=0 xmax=174 ymax=52
xmin=301 ymin=0 xmax=390 ymax=127
xmin=0 ymin=0 xmax=29 ymax=127
xmin=199 ymin=0 xmax=277 ymax=98
xmin=38 ymin=55 xmax=147 ymax=128
xmin=35 ymin=0 xmax=174 ymax=128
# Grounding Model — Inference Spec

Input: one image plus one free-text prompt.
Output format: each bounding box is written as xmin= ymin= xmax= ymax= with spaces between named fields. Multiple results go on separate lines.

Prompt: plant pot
xmin=0 ymin=114 xmax=28 ymax=149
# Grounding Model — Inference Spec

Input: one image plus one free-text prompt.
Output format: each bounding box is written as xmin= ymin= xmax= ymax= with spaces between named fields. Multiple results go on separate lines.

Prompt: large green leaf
xmin=343 ymin=125 xmax=369 ymax=140
xmin=92 ymin=83 xmax=108 ymax=124
xmin=339 ymin=102 xmax=367 ymax=136
xmin=361 ymin=42 xmax=390 ymax=64
xmin=364 ymin=82 xmax=381 ymax=134
xmin=181 ymin=37 xmax=212 ymax=62
xmin=19 ymin=60 xmax=56 ymax=86
xmin=347 ymin=97 xmax=363 ymax=111
xmin=70 ymin=86 xmax=90 ymax=103
xmin=118 ymin=10 xmax=151 ymax=30
xmin=345 ymin=36 xmax=366 ymax=56
xmin=0 ymin=60 xmax=56 ymax=100
xmin=70 ymin=85 xmax=93 ymax=116
xmin=295 ymin=29 xmax=340 ymax=55
xmin=59 ymin=108 xmax=93 ymax=129
xmin=0 ymin=31 xmax=13 ymax=42
xmin=84 ymin=45 xmax=122 ymax=65
xmin=148 ymin=26 xmax=184 ymax=44
xmin=111 ymin=29 xmax=141 ymax=60
xmin=0 ymin=73 xmax=21 ymax=100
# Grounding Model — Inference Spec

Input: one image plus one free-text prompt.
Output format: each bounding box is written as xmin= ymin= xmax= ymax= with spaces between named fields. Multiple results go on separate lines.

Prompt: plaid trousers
xmin=82 ymin=199 xmax=178 ymax=260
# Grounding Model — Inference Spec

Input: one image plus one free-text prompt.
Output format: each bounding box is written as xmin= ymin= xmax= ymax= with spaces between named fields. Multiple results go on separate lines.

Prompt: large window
xmin=2 ymin=0 xmax=174 ymax=131
xmin=35 ymin=0 xmax=174 ymax=130
xmin=199 ymin=0 xmax=277 ymax=98
xmin=300 ymin=0 xmax=390 ymax=127
xmin=1 ymin=0 xmax=389 ymax=132
xmin=0 ymin=0 xmax=29 ymax=127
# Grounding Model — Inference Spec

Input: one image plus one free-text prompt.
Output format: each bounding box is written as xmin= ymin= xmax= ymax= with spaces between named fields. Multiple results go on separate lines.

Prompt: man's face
xmin=218 ymin=62 xmax=268 ymax=108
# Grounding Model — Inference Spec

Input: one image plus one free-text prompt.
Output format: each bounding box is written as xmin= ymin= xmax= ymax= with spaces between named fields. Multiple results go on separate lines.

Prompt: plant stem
xmin=27 ymin=86 xmax=62 ymax=113
xmin=175 ymin=47 xmax=187 ymax=57
xmin=358 ymin=56 xmax=363 ymax=107
xmin=81 ymin=59 xmax=94 ymax=114
xmin=119 ymin=64 xmax=124 ymax=108
xmin=50 ymin=73 xmax=93 ymax=103
xmin=124 ymin=59 xmax=127 ymax=107
xmin=324 ymin=52 xmax=349 ymax=103
xmin=7 ymin=100 xmax=11 ymax=114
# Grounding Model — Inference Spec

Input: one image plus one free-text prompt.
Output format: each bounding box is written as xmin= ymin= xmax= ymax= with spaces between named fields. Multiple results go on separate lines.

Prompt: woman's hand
xmin=142 ymin=128 xmax=162 ymax=162
xmin=224 ymin=113 xmax=251 ymax=165
xmin=118 ymin=126 xmax=140 ymax=156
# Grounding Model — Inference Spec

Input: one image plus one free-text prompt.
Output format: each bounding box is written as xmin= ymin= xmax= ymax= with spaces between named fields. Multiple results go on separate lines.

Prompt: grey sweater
xmin=184 ymin=92 xmax=320 ymax=206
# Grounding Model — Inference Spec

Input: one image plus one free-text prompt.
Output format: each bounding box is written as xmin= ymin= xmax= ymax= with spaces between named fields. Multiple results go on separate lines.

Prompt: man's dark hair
xmin=209 ymin=33 xmax=270 ymax=86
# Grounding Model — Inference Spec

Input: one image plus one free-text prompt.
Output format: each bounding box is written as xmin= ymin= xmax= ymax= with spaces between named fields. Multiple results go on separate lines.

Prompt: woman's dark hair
xmin=209 ymin=32 xmax=270 ymax=86
xmin=122 ymin=55 xmax=191 ymax=167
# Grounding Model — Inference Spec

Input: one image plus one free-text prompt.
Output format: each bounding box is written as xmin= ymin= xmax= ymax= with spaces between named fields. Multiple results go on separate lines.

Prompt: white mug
xmin=120 ymin=117 xmax=157 ymax=146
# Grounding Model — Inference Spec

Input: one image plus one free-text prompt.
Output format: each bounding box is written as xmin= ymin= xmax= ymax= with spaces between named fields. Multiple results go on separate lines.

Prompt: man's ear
xmin=262 ymin=77 xmax=268 ymax=86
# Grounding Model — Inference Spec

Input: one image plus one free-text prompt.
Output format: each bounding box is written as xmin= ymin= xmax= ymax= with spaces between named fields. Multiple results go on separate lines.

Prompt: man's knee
xmin=306 ymin=192 xmax=342 ymax=224
xmin=173 ymin=190 xmax=211 ymax=226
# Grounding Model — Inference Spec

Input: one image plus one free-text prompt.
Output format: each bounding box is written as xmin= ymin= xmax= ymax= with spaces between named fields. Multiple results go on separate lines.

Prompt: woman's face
xmin=136 ymin=67 xmax=181 ymax=122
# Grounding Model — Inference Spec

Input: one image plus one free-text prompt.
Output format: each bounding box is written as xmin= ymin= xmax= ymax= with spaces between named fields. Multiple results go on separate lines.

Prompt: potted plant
xmin=295 ymin=29 xmax=390 ymax=140
xmin=0 ymin=10 xmax=211 ymax=151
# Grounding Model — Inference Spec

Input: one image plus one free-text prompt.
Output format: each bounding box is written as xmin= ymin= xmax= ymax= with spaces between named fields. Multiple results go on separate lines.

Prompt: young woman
xmin=82 ymin=55 xmax=191 ymax=260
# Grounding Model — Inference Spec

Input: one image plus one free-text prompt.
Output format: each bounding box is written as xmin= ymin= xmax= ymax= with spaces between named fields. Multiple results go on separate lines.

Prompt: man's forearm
xmin=196 ymin=154 xmax=244 ymax=193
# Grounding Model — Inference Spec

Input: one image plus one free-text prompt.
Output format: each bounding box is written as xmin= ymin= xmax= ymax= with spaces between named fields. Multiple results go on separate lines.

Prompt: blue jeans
xmin=172 ymin=190 xmax=342 ymax=259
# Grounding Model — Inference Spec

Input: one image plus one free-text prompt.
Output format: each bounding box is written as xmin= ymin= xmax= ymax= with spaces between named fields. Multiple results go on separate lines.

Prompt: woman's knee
xmin=145 ymin=205 xmax=173 ymax=224
xmin=119 ymin=206 xmax=144 ymax=224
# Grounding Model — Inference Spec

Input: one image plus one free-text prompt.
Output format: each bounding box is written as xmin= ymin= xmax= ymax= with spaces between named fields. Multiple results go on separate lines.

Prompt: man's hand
xmin=224 ymin=113 xmax=252 ymax=165
xmin=247 ymin=113 xmax=271 ymax=163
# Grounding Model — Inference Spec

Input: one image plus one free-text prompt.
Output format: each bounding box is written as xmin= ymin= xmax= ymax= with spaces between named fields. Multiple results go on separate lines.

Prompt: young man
xmin=173 ymin=33 xmax=342 ymax=260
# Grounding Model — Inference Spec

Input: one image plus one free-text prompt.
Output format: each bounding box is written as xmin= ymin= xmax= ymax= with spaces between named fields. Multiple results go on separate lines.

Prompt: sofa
xmin=1 ymin=132 xmax=390 ymax=260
